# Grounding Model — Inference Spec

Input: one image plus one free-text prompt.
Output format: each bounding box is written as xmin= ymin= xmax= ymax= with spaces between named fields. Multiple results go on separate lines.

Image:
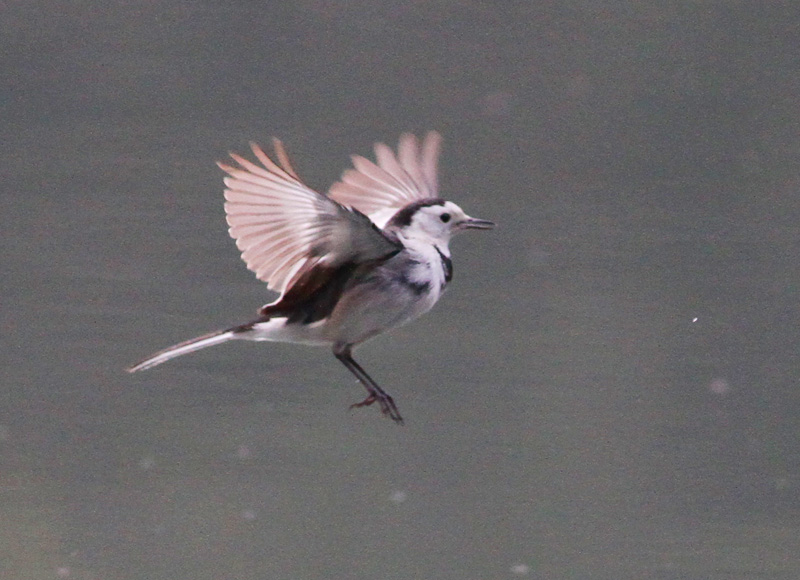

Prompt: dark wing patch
xmin=258 ymin=251 xmax=401 ymax=325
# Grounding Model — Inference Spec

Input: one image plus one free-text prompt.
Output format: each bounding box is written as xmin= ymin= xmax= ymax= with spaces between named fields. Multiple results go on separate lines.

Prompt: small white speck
xmin=56 ymin=567 xmax=70 ymax=578
xmin=510 ymin=563 xmax=530 ymax=575
xmin=709 ymin=378 xmax=730 ymax=395
xmin=389 ymin=490 xmax=407 ymax=504
xmin=692 ymin=317 xmax=698 ymax=323
xmin=242 ymin=509 xmax=257 ymax=521
xmin=138 ymin=456 xmax=155 ymax=470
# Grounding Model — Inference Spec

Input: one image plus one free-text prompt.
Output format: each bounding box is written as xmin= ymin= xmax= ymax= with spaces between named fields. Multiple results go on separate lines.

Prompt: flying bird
xmin=127 ymin=132 xmax=494 ymax=424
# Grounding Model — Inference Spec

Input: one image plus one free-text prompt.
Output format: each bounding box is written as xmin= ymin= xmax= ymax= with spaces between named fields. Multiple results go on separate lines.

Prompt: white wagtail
xmin=128 ymin=131 xmax=494 ymax=423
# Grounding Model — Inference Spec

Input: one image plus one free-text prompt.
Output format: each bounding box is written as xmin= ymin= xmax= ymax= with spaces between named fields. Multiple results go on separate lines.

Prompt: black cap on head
xmin=386 ymin=198 xmax=445 ymax=229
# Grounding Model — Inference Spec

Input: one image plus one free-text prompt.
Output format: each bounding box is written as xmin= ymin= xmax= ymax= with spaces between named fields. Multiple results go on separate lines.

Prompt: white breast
xmin=323 ymin=240 xmax=450 ymax=346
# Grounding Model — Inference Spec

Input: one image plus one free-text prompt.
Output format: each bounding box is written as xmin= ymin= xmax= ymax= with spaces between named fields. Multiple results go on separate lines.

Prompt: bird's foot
xmin=350 ymin=394 xmax=404 ymax=425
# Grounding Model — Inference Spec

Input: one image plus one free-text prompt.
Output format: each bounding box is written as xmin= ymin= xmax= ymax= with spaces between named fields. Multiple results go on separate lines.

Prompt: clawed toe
xmin=336 ymin=347 xmax=404 ymax=424
xmin=349 ymin=393 xmax=403 ymax=425
xmin=350 ymin=394 xmax=376 ymax=409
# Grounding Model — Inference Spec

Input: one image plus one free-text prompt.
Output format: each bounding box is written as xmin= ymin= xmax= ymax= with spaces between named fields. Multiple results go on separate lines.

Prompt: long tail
xmin=127 ymin=328 xmax=237 ymax=373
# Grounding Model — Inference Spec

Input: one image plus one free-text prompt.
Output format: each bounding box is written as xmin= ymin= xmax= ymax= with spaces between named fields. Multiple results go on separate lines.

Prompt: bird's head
xmin=386 ymin=199 xmax=494 ymax=246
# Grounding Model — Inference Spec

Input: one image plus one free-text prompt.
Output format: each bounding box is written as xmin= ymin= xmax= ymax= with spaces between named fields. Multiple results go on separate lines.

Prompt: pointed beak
xmin=460 ymin=216 xmax=496 ymax=230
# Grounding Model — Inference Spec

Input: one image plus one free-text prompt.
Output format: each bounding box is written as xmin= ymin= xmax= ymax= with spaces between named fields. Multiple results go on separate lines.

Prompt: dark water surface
xmin=3 ymin=2 xmax=800 ymax=579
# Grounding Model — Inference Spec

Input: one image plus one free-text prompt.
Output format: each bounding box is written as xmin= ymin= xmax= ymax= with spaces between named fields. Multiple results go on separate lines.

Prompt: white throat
xmin=395 ymin=228 xmax=451 ymax=257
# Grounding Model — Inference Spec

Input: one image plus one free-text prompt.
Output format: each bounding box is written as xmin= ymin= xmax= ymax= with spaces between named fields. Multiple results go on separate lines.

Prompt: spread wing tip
xmin=328 ymin=130 xmax=443 ymax=216
xmin=216 ymin=139 xmax=300 ymax=181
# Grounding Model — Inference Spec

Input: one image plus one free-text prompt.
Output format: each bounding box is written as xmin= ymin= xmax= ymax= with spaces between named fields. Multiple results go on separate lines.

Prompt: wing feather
xmin=328 ymin=131 xmax=443 ymax=222
xmin=420 ymin=130 xmax=442 ymax=195
xmin=221 ymin=141 xmax=400 ymax=295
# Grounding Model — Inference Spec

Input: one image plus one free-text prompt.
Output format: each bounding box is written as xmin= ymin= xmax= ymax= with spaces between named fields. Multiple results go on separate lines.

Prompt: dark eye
xmin=440 ymin=213 xmax=451 ymax=223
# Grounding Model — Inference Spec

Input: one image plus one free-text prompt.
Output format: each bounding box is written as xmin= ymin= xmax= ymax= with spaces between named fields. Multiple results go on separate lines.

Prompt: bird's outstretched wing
xmin=328 ymin=131 xmax=442 ymax=225
xmin=220 ymin=141 xmax=400 ymax=295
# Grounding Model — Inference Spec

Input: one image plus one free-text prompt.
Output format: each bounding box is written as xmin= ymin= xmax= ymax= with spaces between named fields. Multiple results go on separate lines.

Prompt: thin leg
xmin=333 ymin=345 xmax=403 ymax=424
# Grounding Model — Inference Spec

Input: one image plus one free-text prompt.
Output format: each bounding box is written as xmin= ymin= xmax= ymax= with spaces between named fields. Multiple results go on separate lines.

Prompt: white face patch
xmin=406 ymin=201 xmax=468 ymax=243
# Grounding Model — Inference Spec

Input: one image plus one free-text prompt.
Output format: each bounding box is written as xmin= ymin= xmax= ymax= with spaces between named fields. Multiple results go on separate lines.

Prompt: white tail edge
xmin=127 ymin=329 xmax=235 ymax=373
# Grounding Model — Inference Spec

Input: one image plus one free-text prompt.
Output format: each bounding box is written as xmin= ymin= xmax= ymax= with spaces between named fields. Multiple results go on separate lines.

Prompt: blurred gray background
xmin=3 ymin=2 xmax=800 ymax=579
